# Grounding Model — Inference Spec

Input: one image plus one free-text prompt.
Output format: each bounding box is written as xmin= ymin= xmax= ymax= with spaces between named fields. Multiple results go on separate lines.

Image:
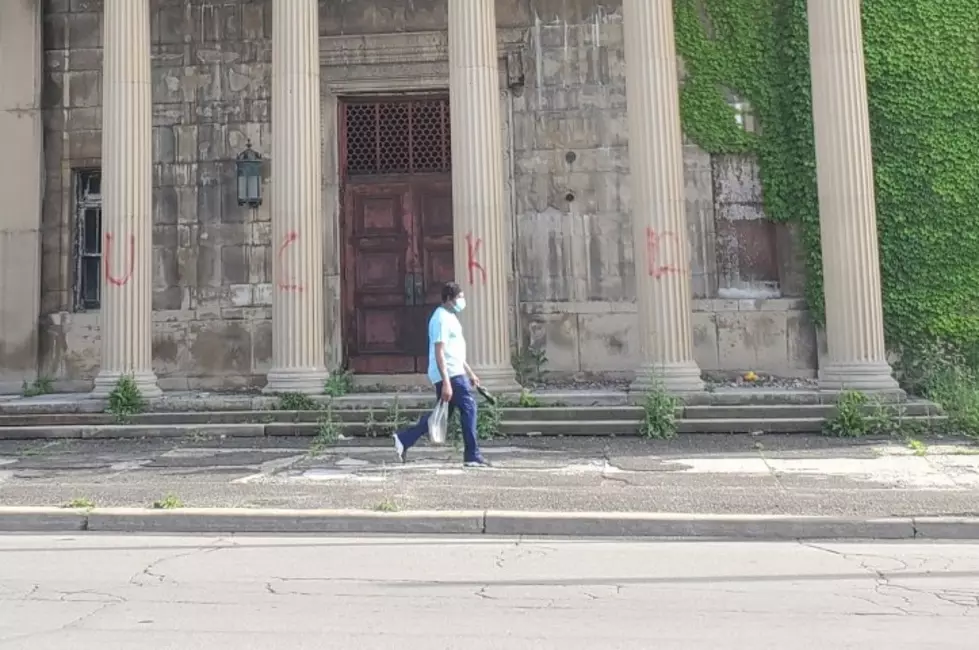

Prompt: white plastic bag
xmin=428 ymin=400 xmax=449 ymax=445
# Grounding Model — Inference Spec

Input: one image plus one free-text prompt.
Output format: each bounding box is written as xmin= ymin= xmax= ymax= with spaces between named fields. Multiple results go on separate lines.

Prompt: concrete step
xmin=0 ymin=412 xmax=948 ymax=441
xmin=683 ymin=401 xmax=943 ymax=420
xmin=0 ymin=406 xmax=647 ymax=428
xmin=678 ymin=415 xmax=947 ymax=434
xmin=499 ymin=420 xmax=642 ymax=437
xmin=0 ymin=423 xmax=267 ymax=441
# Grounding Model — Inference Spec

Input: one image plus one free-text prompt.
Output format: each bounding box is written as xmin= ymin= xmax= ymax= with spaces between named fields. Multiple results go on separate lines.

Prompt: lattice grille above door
xmin=342 ymin=98 xmax=452 ymax=176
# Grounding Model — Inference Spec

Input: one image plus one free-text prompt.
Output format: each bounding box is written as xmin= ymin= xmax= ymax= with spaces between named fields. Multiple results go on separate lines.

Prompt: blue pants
xmin=396 ymin=374 xmax=481 ymax=462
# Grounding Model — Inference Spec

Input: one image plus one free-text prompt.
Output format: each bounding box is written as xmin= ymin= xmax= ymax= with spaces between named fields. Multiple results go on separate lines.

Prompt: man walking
xmin=393 ymin=282 xmax=492 ymax=468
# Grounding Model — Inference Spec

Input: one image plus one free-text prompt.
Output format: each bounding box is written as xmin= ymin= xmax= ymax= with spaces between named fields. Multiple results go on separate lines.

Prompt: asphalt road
xmin=1 ymin=534 xmax=977 ymax=649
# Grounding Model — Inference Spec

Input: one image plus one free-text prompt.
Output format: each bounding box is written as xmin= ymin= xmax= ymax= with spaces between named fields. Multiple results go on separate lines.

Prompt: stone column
xmin=0 ymin=0 xmax=43 ymax=392
xmin=448 ymin=0 xmax=519 ymax=391
xmin=92 ymin=0 xmax=160 ymax=398
xmin=622 ymin=0 xmax=703 ymax=393
xmin=264 ymin=0 xmax=328 ymax=394
xmin=809 ymin=0 xmax=898 ymax=392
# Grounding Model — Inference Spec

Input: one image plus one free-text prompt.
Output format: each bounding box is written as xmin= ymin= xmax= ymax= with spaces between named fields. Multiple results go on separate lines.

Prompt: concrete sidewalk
xmin=1 ymin=434 xmax=978 ymax=538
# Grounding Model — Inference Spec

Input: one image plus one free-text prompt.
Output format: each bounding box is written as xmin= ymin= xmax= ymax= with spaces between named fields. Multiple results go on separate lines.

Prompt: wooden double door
xmin=343 ymin=177 xmax=454 ymax=373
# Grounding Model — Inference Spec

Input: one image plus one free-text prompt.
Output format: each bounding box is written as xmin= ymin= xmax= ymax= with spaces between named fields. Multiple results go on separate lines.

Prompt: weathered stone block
xmin=221 ymin=245 xmax=248 ymax=285
xmin=68 ymin=48 xmax=101 ymax=71
xmin=524 ymin=311 xmax=580 ymax=372
xmin=715 ymin=307 xmax=793 ymax=374
xmin=577 ymin=312 xmax=638 ymax=373
xmin=63 ymin=108 xmax=99 ymax=134
xmin=516 ymin=207 xmax=574 ymax=302
xmin=67 ymin=11 xmax=100 ymax=49
xmin=786 ymin=310 xmax=818 ymax=373
xmin=713 ymin=154 xmax=763 ymax=206
xmin=691 ymin=309 xmax=721 ymax=370
xmin=67 ymin=129 xmax=100 ymax=159
xmin=196 ymin=243 xmax=222 ymax=289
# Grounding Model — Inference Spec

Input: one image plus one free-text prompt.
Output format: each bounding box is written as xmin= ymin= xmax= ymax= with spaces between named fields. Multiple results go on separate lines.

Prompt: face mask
xmin=452 ymin=298 xmax=466 ymax=313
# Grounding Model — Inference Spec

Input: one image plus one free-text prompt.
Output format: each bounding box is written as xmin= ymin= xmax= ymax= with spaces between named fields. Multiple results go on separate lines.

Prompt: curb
xmin=1 ymin=507 xmax=978 ymax=540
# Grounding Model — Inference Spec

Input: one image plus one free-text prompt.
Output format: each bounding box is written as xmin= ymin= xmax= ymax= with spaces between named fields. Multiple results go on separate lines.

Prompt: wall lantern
xmin=236 ymin=140 xmax=263 ymax=208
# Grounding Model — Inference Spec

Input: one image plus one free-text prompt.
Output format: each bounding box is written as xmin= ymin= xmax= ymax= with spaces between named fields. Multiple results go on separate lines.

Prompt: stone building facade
xmin=0 ymin=0 xmax=898 ymax=395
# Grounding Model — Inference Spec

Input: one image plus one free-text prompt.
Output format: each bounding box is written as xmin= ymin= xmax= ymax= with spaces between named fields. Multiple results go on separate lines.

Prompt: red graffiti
xmin=465 ymin=233 xmax=487 ymax=285
xmin=276 ymin=230 xmax=304 ymax=292
xmin=646 ymin=228 xmax=681 ymax=279
xmin=103 ymin=233 xmax=135 ymax=286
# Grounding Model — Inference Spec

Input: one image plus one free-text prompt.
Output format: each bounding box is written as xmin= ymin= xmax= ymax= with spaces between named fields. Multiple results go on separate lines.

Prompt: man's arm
xmin=435 ymin=342 xmax=450 ymax=384
xmin=463 ymin=362 xmax=480 ymax=386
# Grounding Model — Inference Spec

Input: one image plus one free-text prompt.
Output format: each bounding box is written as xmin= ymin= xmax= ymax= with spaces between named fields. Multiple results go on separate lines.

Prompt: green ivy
xmin=674 ymin=0 xmax=823 ymax=323
xmin=863 ymin=0 xmax=979 ymax=350
xmin=674 ymin=0 xmax=979 ymax=350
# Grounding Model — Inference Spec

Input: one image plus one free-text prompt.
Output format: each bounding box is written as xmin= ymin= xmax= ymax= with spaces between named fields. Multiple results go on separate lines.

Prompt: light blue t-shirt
xmin=427 ymin=306 xmax=467 ymax=385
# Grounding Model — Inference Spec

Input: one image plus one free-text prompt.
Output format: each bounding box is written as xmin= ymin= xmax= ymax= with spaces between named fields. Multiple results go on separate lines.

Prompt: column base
xmin=630 ymin=361 xmax=704 ymax=394
xmin=263 ymin=367 xmax=328 ymax=395
xmin=90 ymin=370 xmax=162 ymax=399
xmin=818 ymin=361 xmax=901 ymax=393
xmin=470 ymin=364 xmax=522 ymax=394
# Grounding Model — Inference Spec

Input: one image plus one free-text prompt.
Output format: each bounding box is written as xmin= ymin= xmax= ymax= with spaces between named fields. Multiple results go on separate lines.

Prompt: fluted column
xmin=264 ymin=0 xmax=327 ymax=394
xmin=0 ymin=0 xmax=43 ymax=390
xmin=809 ymin=0 xmax=898 ymax=392
xmin=623 ymin=0 xmax=703 ymax=393
xmin=92 ymin=0 xmax=160 ymax=398
xmin=448 ymin=0 xmax=519 ymax=391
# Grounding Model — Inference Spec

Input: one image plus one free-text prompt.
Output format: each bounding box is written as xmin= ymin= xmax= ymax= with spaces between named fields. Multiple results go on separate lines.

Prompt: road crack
xmin=802 ymin=542 xmax=978 ymax=616
xmin=129 ymin=540 xmax=233 ymax=587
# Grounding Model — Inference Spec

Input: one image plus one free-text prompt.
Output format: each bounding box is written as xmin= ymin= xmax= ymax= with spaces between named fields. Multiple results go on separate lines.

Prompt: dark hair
xmin=441 ymin=282 xmax=462 ymax=303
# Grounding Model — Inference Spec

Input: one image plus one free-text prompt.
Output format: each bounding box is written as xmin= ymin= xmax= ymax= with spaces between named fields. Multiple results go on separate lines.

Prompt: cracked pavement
xmin=0 ymin=534 xmax=977 ymax=648
xmin=1 ymin=435 xmax=979 ymax=516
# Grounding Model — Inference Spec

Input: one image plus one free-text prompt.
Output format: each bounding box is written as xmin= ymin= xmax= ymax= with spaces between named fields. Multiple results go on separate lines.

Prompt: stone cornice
xmin=319 ymin=28 xmax=526 ymax=68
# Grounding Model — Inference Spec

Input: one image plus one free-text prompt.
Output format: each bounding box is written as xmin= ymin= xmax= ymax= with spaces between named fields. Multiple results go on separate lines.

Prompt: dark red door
xmin=409 ymin=179 xmax=455 ymax=370
xmin=344 ymin=181 xmax=415 ymax=373
xmin=340 ymin=97 xmax=454 ymax=374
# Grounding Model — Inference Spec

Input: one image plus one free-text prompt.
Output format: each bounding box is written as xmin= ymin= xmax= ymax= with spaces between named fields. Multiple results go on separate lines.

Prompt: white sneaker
xmin=393 ymin=434 xmax=406 ymax=463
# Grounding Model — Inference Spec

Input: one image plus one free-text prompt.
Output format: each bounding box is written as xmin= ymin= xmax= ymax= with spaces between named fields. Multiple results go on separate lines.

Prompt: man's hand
xmin=440 ymin=381 xmax=453 ymax=402
xmin=470 ymin=374 xmax=481 ymax=389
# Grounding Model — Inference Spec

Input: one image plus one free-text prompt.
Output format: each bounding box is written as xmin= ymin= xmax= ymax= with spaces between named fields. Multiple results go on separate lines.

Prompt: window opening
xmin=342 ymin=97 xmax=451 ymax=177
xmin=73 ymin=170 xmax=102 ymax=310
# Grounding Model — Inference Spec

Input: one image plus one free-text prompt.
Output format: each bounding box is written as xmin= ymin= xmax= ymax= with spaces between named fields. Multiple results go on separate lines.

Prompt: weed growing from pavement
xmin=383 ymin=394 xmax=409 ymax=431
xmin=107 ymin=375 xmax=146 ymax=423
xmin=477 ymin=401 xmax=502 ymax=440
xmin=511 ymin=345 xmax=548 ymax=385
xmin=823 ymin=391 xmax=907 ymax=438
xmin=897 ymin=342 xmax=979 ymax=440
xmin=907 ymin=438 xmax=928 ymax=456
xmin=276 ymin=392 xmax=318 ymax=411
xmin=324 ymin=369 xmax=354 ymax=398
xmin=363 ymin=407 xmax=380 ymax=437
xmin=21 ymin=377 xmax=53 ymax=398
xmin=310 ymin=403 xmax=342 ymax=455
xmin=518 ymin=389 xmax=541 ymax=408
xmin=639 ymin=382 xmax=680 ymax=440
xmin=152 ymin=494 xmax=183 ymax=509
xmin=63 ymin=497 xmax=95 ymax=509
xmin=824 ymin=391 xmax=874 ymax=437
xmin=373 ymin=498 xmax=400 ymax=512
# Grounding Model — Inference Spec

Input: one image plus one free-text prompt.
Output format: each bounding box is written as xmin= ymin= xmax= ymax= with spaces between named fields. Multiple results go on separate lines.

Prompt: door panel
xmin=410 ymin=179 xmax=455 ymax=370
xmin=340 ymin=96 xmax=454 ymax=375
xmin=344 ymin=182 xmax=416 ymax=374
xmin=344 ymin=177 xmax=455 ymax=374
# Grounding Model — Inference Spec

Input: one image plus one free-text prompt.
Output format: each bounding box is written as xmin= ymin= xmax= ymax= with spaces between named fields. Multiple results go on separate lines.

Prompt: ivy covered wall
xmin=674 ymin=0 xmax=979 ymax=353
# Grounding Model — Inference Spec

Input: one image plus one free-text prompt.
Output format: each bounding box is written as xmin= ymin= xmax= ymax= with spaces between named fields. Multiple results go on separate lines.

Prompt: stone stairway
xmin=0 ymin=391 xmax=946 ymax=440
